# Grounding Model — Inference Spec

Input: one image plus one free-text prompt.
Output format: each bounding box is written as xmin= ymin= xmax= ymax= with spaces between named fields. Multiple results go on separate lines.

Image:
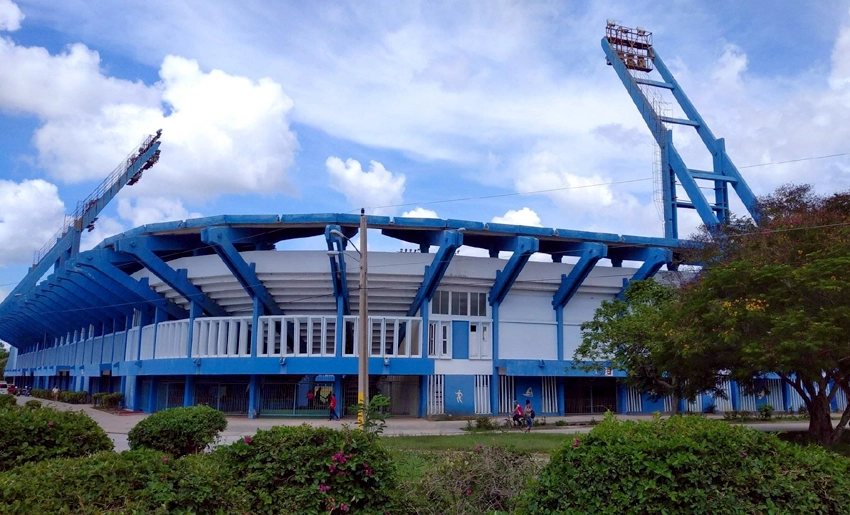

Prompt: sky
xmin=1 ymin=0 xmax=849 ymax=297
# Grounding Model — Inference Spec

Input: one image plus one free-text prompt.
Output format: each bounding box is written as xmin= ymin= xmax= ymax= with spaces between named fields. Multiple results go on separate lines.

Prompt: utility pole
xmin=357 ymin=208 xmax=369 ymax=428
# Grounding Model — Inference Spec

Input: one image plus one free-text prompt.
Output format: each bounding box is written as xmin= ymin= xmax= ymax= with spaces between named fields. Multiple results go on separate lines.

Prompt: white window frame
xmin=428 ymin=321 xmax=452 ymax=359
xmin=432 ymin=290 xmax=488 ymax=318
xmin=468 ymin=321 xmax=492 ymax=360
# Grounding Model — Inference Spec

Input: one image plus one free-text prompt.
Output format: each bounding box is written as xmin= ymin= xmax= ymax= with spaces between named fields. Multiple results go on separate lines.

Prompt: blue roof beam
xmin=407 ymin=230 xmax=464 ymax=316
xmin=78 ymin=250 xmax=188 ymax=319
xmin=200 ymin=226 xmax=283 ymax=316
xmin=115 ymin=237 xmax=228 ymax=317
xmin=325 ymin=225 xmax=351 ymax=315
xmin=612 ymin=247 xmax=673 ymax=299
xmin=489 ymin=236 xmax=539 ymax=305
xmin=552 ymin=243 xmax=608 ymax=308
xmin=57 ymin=269 xmax=135 ymax=317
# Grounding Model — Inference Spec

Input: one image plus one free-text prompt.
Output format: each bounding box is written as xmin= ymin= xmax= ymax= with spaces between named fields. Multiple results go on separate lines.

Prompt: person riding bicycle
xmin=512 ymin=401 xmax=524 ymax=426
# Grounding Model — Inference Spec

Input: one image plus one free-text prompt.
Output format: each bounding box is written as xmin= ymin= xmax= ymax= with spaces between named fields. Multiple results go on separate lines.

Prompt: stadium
xmin=3 ymin=23 xmax=845 ymax=419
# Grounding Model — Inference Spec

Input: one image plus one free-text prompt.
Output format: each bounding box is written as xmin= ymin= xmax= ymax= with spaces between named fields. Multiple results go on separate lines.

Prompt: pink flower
xmin=474 ymin=445 xmax=483 ymax=452
xmin=741 ymin=452 xmax=748 ymax=457
xmin=465 ymin=490 xmax=472 ymax=496
xmin=162 ymin=457 xmax=169 ymax=463
xmin=572 ymin=438 xmax=581 ymax=449
xmin=329 ymin=465 xmax=337 ymax=473
xmin=319 ymin=484 xmax=330 ymax=492
xmin=364 ymin=469 xmax=372 ymax=476
xmin=48 ymin=421 xmax=54 ymax=427
xmin=339 ymin=503 xmax=349 ymax=512
xmin=243 ymin=436 xmax=253 ymax=444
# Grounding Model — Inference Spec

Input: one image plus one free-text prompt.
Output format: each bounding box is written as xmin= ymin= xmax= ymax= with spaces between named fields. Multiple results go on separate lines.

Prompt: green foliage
xmin=464 ymin=416 xmax=501 ymax=431
xmin=401 ymin=446 xmax=541 ymax=515
xmin=24 ymin=399 xmax=41 ymax=410
xmin=0 ymin=449 xmax=227 ymax=514
xmin=58 ymin=390 xmax=90 ymax=404
xmin=576 ymin=280 xmax=723 ymax=411
xmin=128 ymin=405 xmax=227 ymax=457
xmin=516 ymin=414 xmax=850 ymax=514
xmin=29 ymin=388 xmax=51 ymax=400
xmin=0 ymin=393 xmax=16 ymax=410
xmin=350 ymin=393 xmax=391 ymax=435
xmin=678 ymin=185 xmax=850 ymax=444
xmin=216 ymin=424 xmax=402 ymax=514
xmin=0 ymin=404 xmax=113 ymax=471
xmin=93 ymin=392 xmax=124 ymax=409
xmin=759 ymin=404 xmax=775 ymax=420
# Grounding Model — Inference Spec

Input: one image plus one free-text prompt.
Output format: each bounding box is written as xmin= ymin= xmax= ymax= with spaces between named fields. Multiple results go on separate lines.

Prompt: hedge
xmin=0 ymin=405 xmax=113 ymax=471
xmin=515 ymin=414 xmax=850 ymax=514
xmin=128 ymin=405 xmax=227 ymax=457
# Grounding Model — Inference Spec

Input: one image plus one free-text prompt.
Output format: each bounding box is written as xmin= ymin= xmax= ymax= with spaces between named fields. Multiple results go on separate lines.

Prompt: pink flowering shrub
xmin=516 ymin=413 xmax=850 ymax=514
xmin=218 ymin=424 xmax=401 ymax=514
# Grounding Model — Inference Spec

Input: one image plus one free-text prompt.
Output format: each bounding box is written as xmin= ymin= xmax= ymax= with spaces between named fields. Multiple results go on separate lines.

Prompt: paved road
xmin=13 ymin=395 xmax=813 ymax=452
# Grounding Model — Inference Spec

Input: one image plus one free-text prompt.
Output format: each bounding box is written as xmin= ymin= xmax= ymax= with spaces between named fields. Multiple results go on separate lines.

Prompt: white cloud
xmin=0 ymin=179 xmax=66 ymax=266
xmin=491 ymin=207 xmax=542 ymax=227
xmin=326 ymin=157 xmax=405 ymax=215
xmin=0 ymin=37 xmax=299 ymax=199
xmin=401 ymin=207 xmax=439 ymax=218
xmin=0 ymin=0 xmax=23 ymax=31
xmin=116 ymin=197 xmax=203 ymax=228
xmin=79 ymin=216 xmax=125 ymax=252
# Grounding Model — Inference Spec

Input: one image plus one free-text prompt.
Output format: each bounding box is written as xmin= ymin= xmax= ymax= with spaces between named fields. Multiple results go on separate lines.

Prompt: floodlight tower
xmin=10 ymin=130 xmax=163 ymax=298
xmin=602 ymin=21 xmax=759 ymax=239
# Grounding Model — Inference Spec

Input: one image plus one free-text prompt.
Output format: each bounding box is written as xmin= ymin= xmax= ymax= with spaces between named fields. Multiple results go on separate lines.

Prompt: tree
xmin=575 ymin=280 xmax=722 ymax=414
xmin=676 ymin=185 xmax=850 ymax=445
xmin=0 ymin=345 xmax=7 ymax=381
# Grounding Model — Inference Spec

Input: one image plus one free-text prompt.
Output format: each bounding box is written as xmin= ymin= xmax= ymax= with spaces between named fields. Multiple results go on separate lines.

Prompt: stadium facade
xmin=2 ymin=214 xmax=838 ymax=418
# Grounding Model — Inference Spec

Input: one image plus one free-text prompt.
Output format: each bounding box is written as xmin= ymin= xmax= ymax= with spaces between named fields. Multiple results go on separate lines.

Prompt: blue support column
xmin=251 ymin=297 xmax=261 ymax=358
xmin=325 ymin=225 xmax=351 ymax=315
xmin=552 ymin=243 xmax=607 ymax=360
xmin=201 ymin=226 xmax=283 ymax=316
xmin=184 ymin=375 xmax=194 ymax=407
xmin=490 ymin=302 xmax=501 ymax=416
xmin=148 ymin=376 xmax=158 ymax=413
xmin=407 ymin=230 xmax=463 ymax=316
xmin=557 ymin=377 xmax=565 ymax=415
xmin=186 ymin=302 xmax=201 ymax=359
xmin=248 ymin=374 xmax=258 ymax=419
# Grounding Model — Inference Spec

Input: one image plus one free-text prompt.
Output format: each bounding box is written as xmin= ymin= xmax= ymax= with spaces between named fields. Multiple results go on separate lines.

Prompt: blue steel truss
xmin=602 ymin=27 xmax=759 ymax=238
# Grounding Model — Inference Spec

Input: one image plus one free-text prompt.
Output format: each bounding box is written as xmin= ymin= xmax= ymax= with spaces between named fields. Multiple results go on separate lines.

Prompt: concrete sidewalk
xmin=14 ymin=396 xmax=812 ymax=452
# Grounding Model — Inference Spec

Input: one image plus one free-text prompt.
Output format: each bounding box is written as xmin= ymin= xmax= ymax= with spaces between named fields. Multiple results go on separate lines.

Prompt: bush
xmin=59 ymin=390 xmax=90 ymax=404
xmin=0 ymin=449 xmax=227 ymax=514
xmin=24 ymin=400 xmax=41 ymax=410
xmin=759 ymin=403 xmax=775 ymax=420
xmin=0 ymin=394 xmax=16 ymax=410
xmin=93 ymin=392 xmax=124 ymax=409
xmin=128 ymin=405 xmax=226 ymax=457
xmin=401 ymin=446 xmax=540 ymax=514
xmin=515 ymin=414 xmax=850 ymax=514
xmin=29 ymin=388 xmax=51 ymax=400
xmin=216 ymin=424 xmax=401 ymax=514
xmin=465 ymin=416 xmax=500 ymax=431
xmin=0 ymin=405 xmax=113 ymax=471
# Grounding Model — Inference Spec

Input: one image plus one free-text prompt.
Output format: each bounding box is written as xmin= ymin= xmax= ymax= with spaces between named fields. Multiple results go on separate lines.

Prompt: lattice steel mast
xmin=602 ymin=21 xmax=759 ymax=238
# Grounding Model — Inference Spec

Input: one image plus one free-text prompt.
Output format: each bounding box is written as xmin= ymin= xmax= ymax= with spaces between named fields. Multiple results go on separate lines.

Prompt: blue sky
xmin=1 ymin=0 xmax=849 ymax=296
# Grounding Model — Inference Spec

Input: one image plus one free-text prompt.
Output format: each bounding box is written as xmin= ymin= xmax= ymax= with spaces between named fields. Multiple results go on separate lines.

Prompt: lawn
xmin=379 ymin=431 xmax=580 ymax=454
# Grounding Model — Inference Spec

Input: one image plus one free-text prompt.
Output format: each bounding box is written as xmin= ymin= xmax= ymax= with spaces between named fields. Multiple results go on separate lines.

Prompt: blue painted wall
xmin=444 ymin=375 xmax=475 ymax=416
xmin=452 ymin=321 xmax=469 ymax=360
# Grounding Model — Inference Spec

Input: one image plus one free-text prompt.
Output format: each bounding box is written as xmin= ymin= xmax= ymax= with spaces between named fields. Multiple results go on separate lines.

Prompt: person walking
xmin=52 ymin=386 xmax=59 ymax=402
xmin=524 ymin=400 xmax=535 ymax=433
xmin=328 ymin=392 xmax=339 ymax=421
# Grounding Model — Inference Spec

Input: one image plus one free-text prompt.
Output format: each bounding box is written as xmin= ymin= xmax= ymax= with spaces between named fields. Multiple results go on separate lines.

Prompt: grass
xmin=776 ymin=430 xmax=850 ymax=458
xmin=379 ymin=431 xmax=580 ymax=454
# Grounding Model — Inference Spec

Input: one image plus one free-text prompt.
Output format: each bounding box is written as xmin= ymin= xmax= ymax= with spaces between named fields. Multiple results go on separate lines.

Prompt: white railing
xmin=125 ymin=327 xmax=140 ymax=361
xmin=258 ymin=316 xmax=334 ymax=357
xmin=626 ymin=385 xmax=642 ymax=413
xmin=368 ymin=317 xmax=422 ymax=358
xmin=474 ymin=374 xmax=491 ymax=414
xmin=154 ymin=320 xmax=190 ymax=359
xmin=192 ymin=317 xmax=252 ymax=358
xmin=542 ymin=376 xmax=558 ymax=413
xmin=140 ymin=325 xmax=156 ymax=360
xmin=499 ymin=376 xmax=515 ymax=414
xmin=427 ymin=374 xmax=445 ymax=415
